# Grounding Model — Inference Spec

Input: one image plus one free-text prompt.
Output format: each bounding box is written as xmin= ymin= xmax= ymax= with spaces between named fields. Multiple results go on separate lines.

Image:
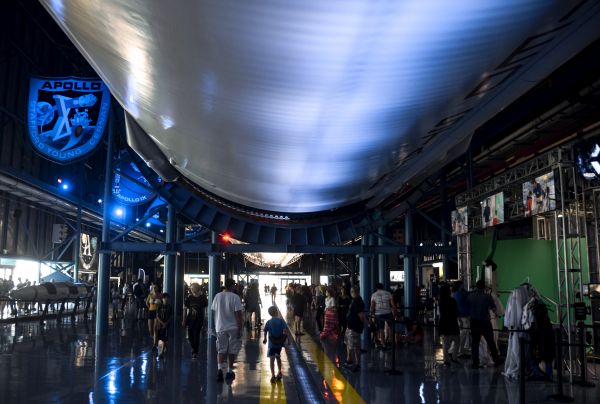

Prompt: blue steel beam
xmin=110 ymin=204 xmax=165 ymax=242
xmin=106 ymin=240 xmax=452 ymax=256
xmin=106 ymin=241 xmax=409 ymax=255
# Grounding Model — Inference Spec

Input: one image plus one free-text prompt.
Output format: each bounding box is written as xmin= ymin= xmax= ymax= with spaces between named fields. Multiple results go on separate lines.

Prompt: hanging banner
xmin=112 ymin=150 xmax=157 ymax=205
xmin=80 ymin=233 xmax=98 ymax=272
xmin=27 ymin=76 xmax=110 ymax=163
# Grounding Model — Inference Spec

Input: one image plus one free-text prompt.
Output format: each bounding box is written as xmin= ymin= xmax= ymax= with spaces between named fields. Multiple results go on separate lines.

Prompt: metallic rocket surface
xmin=9 ymin=282 xmax=92 ymax=302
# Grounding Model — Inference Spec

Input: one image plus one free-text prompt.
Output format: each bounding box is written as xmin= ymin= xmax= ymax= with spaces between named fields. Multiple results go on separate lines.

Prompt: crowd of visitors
xmin=1 ymin=269 xmax=508 ymax=384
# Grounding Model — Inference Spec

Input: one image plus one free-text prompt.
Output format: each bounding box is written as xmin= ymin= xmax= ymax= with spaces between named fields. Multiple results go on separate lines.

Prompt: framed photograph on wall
xmin=522 ymin=172 xmax=556 ymax=217
xmin=451 ymin=206 xmax=469 ymax=235
xmin=481 ymin=192 xmax=504 ymax=228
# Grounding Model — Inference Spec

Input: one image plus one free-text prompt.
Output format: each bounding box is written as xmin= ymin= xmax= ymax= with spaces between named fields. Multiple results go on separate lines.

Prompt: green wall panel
xmin=470 ymin=233 xmax=590 ymax=323
xmin=471 ymin=234 xmax=557 ymax=315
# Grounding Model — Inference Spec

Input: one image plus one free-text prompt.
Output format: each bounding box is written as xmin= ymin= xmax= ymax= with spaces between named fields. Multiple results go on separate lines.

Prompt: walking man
xmin=453 ymin=281 xmax=471 ymax=357
xmin=468 ymin=280 xmax=502 ymax=369
xmin=212 ymin=278 xmax=244 ymax=382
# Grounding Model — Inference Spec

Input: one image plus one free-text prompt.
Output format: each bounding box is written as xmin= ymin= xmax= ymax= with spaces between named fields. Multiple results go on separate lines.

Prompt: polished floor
xmin=1 ymin=295 xmax=599 ymax=403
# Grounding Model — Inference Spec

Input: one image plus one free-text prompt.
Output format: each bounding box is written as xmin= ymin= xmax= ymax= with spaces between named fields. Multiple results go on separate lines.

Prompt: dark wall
xmin=0 ymin=1 xmax=107 ymax=259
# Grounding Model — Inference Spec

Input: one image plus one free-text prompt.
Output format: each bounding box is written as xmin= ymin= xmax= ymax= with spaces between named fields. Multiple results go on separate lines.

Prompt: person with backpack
xmin=244 ymin=283 xmax=262 ymax=330
xmin=439 ymin=284 xmax=460 ymax=367
xmin=183 ymin=283 xmax=208 ymax=359
xmin=344 ymin=286 xmax=365 ymax=372
xmin=263 ymin=306 xmax=289 ymax=383
xmin=468 ymin=280 xmax=503 ymax=369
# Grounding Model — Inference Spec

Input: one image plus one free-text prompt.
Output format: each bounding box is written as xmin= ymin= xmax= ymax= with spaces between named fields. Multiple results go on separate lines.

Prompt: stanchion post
xmin=548 ymin=327 xmax=574 ymax=402
xmin=573 ymin=321 xmax=595 ymax=387
xmin=385 ymin=317 xmax=402 ymax=375
xmin=519 ymin=335 xmax=526 ymax=404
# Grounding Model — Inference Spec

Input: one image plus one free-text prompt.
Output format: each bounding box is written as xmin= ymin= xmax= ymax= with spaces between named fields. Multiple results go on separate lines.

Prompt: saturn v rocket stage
xmin=8 ymin=282 xmax=94 ymax=322
xmin=9 ymin=282 xmax=92 ymax=302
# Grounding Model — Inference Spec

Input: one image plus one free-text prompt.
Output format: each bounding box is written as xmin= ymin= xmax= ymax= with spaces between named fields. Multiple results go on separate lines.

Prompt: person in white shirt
xmin=370 ymin=282 xmax=396 ymax=349
xmin=212 ymin=278 xmax=244 ymax=382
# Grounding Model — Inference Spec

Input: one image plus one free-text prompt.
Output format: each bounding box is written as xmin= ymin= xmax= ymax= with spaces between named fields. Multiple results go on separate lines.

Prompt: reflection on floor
xmin=0 ymin=299 xmax=300 ymax=404
xmin=0 ymin=293 xmax=599 ymax=403
xmin=283 ymin=298 xmax=600 ymax=404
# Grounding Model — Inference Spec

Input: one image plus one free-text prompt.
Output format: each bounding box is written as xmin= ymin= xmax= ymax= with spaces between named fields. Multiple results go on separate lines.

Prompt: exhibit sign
xmin=27 ymin=76 xmax=110 ymax=163
xmin=112 ymin=150 xmax=156 ymax=205
xmin=481 ymin=192 xmax=504 ymax=228
xmin=522 ymin=172 xmax=556 ymax=217
xmin=451 ymin=206 xmax=469 ymax=235
xmin=80 ymin=233 xmax=98 ymax=271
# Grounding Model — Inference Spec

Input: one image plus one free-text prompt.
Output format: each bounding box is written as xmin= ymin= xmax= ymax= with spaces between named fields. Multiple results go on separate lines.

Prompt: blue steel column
xmin=73 ymin=161 xmax=83 ymax=282
xmin=206 ymin=231 xmax=219 ymax=402
xmin=378 ymin=226 xmax=389 ymax=290
xmin=96 ymin=110 xmax=114 ymax=336
xmin=174 ymin=221 xmax=185 ymax=317
xmin=359 ymin=236 xmax=371 ymax=346
xmin=441 ymin=174 xmax=449 ymax=281
xmin=73 ymin=202 xmax=82 ymax=282
xmin=163 ymin=204 xmax=176 ymax=297
xmin=370 ymin=234 xmax=378 ymax=290
xmin=208 ymin=231 xmax=219 ymax=331
xmin=404 ymin=209 xmax=416 ymax=319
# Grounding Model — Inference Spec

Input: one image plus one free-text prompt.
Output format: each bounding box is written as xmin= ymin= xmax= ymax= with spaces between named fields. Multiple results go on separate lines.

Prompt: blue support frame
xmin=96 ymin=109 xmax=114 ymax=336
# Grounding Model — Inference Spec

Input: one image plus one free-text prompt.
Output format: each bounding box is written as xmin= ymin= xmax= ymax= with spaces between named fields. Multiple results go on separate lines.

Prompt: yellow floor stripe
xmin=259 ymin=314 xmax=286 ymax=403
xmin=289 ymin=328 xmax=365 ymax=404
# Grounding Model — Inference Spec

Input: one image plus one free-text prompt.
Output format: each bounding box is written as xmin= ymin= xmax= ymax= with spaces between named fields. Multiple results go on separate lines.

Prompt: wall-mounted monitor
xmin=451 ymin=206 xmax=469 ymax=235
xmin=522 ymin=172 xmax=556 ymax=217
xmin=481 ymin=192 xmax=504 ymax=228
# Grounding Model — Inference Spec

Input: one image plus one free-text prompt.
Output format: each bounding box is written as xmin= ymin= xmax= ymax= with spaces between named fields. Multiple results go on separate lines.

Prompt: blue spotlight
xmin=114 ymin=207 xmax=125 ymax=218
xmin=145 ymin=222 xmax=151 ymax=228
xmin=97 ymin=198 xmax=103 ymax=204
xmin=57 ymin=178 xmax=70 ymax=191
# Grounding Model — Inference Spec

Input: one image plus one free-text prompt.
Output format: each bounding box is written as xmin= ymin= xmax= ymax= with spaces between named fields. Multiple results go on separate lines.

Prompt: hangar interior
xmin=1 ymin=1 xmax=600 ymax=403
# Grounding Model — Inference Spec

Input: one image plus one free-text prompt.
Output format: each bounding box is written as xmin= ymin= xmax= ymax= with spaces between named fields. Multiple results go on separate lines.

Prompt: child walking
xmin=156 ymin=293 xmax=173 ymax=358
xmin=263 ymin=306 xmax=289 ymax=383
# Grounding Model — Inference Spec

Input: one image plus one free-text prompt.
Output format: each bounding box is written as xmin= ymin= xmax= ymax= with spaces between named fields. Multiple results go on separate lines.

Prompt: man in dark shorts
xmin=291 ymin=286 xmax=307 ymax=335
xmin=263 ymin=306 xmax=289 ymax=383
xmin=133 ymin=278 xmax=146 ymax=320
xmin=344 ymin=286 xmax=365 ymax=372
